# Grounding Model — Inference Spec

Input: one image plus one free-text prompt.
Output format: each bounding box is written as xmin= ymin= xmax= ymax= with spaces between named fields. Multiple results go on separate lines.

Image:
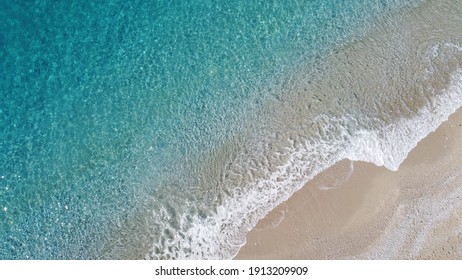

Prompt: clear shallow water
xmin=0 ymin=0 xmax=461 ymax=259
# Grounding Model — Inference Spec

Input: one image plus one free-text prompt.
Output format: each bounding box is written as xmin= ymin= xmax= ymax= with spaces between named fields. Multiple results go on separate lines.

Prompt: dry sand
xmin=235 ymin=108 xmax=462 ymax=259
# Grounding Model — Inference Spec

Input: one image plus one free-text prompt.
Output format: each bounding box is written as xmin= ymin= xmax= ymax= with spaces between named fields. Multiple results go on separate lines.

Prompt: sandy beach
xmin=236 ymin=107 xmax=462 ymax=259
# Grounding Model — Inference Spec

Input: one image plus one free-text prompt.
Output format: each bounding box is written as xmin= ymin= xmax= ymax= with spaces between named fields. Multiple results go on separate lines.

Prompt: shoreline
xmin=235 ymin=107 xmax=462 ymax=259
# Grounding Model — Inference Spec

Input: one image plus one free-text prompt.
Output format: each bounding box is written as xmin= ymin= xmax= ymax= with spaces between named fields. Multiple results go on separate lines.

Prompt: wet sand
xmin=235 ymin=107 xmax=462 ymax=259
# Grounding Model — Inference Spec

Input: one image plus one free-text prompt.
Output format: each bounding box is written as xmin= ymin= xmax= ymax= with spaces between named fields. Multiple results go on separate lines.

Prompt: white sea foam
xmin=147 ymin=68 xmax=462 ymax=259
xmin=147 ymin=0 xmax=462 ymax=258
xmin=347 ymin=69 xmax=462 ymax=170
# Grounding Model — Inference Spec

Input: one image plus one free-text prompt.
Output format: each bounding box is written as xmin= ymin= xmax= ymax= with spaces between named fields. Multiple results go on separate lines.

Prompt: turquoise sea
xmin=1 ymin=0 xmax=461 ymax=259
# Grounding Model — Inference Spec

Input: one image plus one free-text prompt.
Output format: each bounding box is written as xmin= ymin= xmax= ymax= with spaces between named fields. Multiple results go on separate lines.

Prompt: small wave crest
xmin=147 ymin=68 xmax=462 ymax=260
xmin=146 ymin=0 xmax=462 ymax=260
